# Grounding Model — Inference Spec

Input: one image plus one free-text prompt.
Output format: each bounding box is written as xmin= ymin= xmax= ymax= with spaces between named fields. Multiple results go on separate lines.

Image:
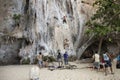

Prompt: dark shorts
xmin=105 ymin=60 xmax=112 ymax=67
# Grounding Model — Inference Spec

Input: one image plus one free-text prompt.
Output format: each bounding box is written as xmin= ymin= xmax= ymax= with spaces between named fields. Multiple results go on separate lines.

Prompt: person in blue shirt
xmin=117 ymin=54 xmax=120 ymax=61
xmin=116 ymin=53 xmax=120 ymax=68
xmin=103 ymin=52 xmax=114 ymax=75
xmin=64 ymin=51 xmax=68 ymax=65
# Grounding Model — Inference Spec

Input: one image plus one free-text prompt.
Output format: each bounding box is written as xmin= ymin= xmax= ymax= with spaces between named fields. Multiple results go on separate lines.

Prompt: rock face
xmin=1 ymin=0 xmax=119 ymax=64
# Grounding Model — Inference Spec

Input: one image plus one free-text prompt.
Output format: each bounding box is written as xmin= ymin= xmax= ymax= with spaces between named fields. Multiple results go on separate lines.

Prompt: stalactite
xmin=66 ymin=0 xmax=73 ymax=15
xmin=24 ymin=0 xmax=29 ymax=14
xmin=34 ymin=12 xmax=36 ymax=23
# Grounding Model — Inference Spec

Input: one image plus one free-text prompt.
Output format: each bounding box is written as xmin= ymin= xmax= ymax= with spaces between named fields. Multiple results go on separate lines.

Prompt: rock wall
xmin=0 ymin=0 xmax=96 ymax=64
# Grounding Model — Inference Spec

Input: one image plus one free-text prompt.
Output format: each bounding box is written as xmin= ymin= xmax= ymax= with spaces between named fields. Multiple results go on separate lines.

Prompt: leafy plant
xmin=22 ymin=58 xmax=30 ymax=64
xmin=34 ymin=57 xmax=38 ymax=64
xmin=12 ymin=14 xmax=21 ymax=26
xmin=43 ymin=56 xmax=56 ymax=62
xmin=13 ymin=14 xmax=21 ymax=20
xmin=86 ymin=0 xmax=120 ymax=54
xmin=68 ymin=55 xmax=77 ymax=61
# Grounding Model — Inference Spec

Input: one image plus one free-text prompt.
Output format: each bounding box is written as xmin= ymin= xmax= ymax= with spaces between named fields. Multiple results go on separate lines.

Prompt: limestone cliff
xmin=0 ymin=0 xmax=119 ymax=64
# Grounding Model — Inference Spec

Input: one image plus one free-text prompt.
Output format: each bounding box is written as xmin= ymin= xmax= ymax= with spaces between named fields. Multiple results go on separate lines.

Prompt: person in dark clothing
xmin=64 ymin=51 xmax=68 ymax=65
xmin=57 ymin=50 xmax=62 ymax=67
xmin=116 ymin=53 xmax=120 ymax=68
xmin=103 ymin=52 xmax=114 ymax=75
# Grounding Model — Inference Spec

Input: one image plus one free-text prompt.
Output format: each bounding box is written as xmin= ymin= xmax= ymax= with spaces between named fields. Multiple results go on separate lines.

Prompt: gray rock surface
xmin=0 ymin=0 xmax=119 ymax=64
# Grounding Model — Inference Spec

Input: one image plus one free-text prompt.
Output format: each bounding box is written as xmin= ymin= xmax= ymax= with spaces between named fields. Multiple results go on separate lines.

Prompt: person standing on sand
xmin=57 ymin=50 xmax=62 ymax=67
xmin=116 ymin=53 xmax=120 ymax=68
xmin=37 ymin=52 xmax=43 ymax=68
xmin=103 ymin=51 xmax=114 ymax=75
xmin=64 ymin=51 xmax=68 ymax=65
xmin=92 ymin=52 xmax=100 ymax=71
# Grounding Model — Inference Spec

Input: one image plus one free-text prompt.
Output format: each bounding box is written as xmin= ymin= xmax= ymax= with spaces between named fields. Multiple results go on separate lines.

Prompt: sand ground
xmin=0 ymin=61 xmax=120 ymax=80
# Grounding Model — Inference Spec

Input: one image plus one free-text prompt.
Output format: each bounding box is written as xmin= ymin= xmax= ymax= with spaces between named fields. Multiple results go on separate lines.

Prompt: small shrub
xmin=48 ymin=56 xmax=56 ymax=62
xmin=22 ymin=58 xmax=30 ymax=64
xmin=13 ymin=14 xmax=21 ymax=20
xmin=12 ymin=14 xmax=21 ymax=27
xmin=34 ymin=57 xmax=38 ymax=64
xmin=43 ymin=56 xmax=56 ymax=62
xmin=68 ymin=55 xmax=77 ymax=61
xmin=43 ymin=56 xmax=48 ymax=61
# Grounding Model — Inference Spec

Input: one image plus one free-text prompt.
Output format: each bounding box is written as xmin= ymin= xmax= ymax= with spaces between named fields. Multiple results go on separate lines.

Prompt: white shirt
xmin=93 ymin=53 xmax=100 ymax=62
xmin=103 ymin=53 xmax=109 ymax=61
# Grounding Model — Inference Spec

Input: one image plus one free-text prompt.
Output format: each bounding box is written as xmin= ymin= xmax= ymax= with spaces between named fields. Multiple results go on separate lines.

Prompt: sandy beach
xmin=0 ymin=61 xmax=120 ymax=80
